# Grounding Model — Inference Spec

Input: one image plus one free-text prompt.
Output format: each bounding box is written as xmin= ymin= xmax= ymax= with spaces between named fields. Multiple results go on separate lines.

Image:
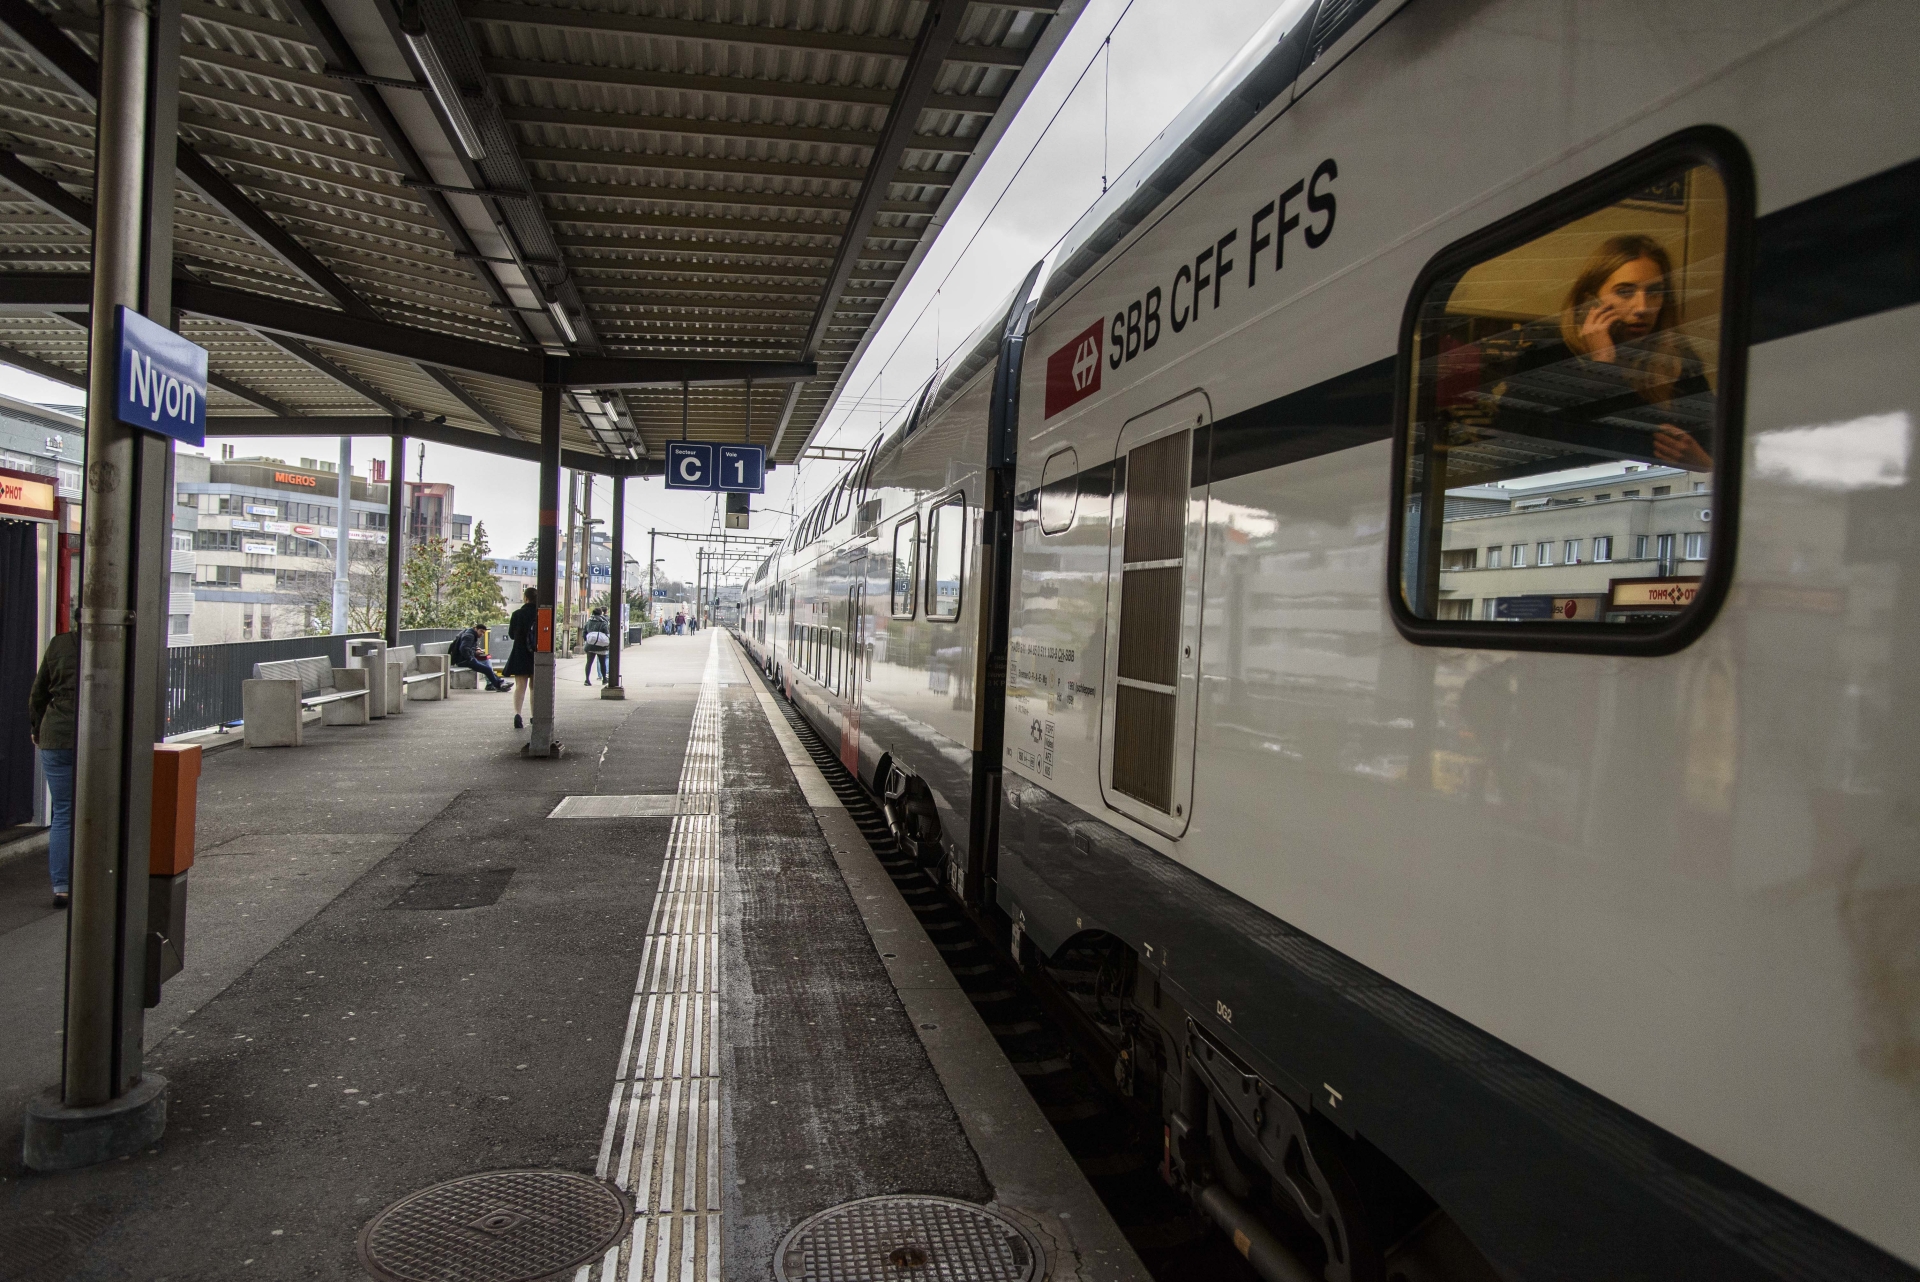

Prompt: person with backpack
xmin=505 ymin=586 xmax=538 ymax=729
xmin=583 ymin=607 xmax=611 ymax=685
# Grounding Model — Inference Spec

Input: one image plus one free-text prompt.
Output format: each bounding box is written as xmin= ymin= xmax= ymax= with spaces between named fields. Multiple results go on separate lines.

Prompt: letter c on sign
xmin=678 ymin=454 xmax=701 ymax=482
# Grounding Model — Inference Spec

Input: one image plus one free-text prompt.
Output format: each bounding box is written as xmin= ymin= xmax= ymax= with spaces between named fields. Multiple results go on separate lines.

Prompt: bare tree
xmin=292 ymin=538 xmax=389 ymax=635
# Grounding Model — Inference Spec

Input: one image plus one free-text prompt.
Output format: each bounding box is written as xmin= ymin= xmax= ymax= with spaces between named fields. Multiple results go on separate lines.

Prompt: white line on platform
xmin=549 ymin=794 xmax=681 ymax=819
xmin=582 ymin=632 xmax=725 ymax=1282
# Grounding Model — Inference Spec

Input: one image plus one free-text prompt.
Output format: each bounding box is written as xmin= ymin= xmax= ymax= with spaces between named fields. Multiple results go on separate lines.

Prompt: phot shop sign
xmin=0 ymin=464 xmax=56 ymax=520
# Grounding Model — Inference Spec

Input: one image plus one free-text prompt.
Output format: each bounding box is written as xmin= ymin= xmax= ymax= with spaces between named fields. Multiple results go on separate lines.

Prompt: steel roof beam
xmin=421 ymin=366 xmax=523 ymax=440
xmin=554 ymin=233 xmax=912 ymax=264
xmin=278 ymin=0 xmax=542 ymax=349
xmin=516 ymin=146 xmax=954 ymax=190
xmin=207 ymin=413 xmax=661 ymax=475
xmin=0 ymin=0 xmax=385 ymax=318
xmin=482 ymin=58 xmax=998 ymax=117
xmin=0 ymin=341 xmax=82 ymax=387
xmin=459 ymin=2 xmax=1029 ymax=69
xmin=803 ymin=0 xmax=967 ymax=363
xmin=263 ymin=334 xmax=411 ymax=415
xmin=498 ymin=105 xmax=979 ymax=156
xmin=0 ymin=149 xmax=91 ymax=229
xmin=206 ymin=371 xmax=295 ymax=416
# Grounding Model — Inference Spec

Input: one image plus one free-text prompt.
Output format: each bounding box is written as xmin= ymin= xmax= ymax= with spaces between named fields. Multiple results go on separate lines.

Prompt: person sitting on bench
xmin=450 ymin=622 xmax=509 ymax=691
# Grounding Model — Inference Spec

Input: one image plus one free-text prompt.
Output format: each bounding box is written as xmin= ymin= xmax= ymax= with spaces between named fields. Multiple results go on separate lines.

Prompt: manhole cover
xmin=775 ymin=1195 xmax=1043 ymax=1282
xmin=358 ymin=1169 xmax=630 ymax=1282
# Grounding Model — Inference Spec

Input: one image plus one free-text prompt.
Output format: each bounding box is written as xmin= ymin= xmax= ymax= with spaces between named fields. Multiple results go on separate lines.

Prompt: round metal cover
xmin=775 ymin=1195 xmax=1043 ymax=1282
xmin=357 ymin=1169 xmax=630 ymax=1282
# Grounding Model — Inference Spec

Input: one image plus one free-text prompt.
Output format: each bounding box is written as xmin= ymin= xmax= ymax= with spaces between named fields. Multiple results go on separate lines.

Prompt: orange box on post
xmin=151 ymin=743 xmax=201 ymax=876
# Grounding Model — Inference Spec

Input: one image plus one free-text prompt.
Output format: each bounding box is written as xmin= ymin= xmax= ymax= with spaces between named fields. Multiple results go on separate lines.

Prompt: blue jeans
xmin=40 ymin=747 xmax=74 ymax=894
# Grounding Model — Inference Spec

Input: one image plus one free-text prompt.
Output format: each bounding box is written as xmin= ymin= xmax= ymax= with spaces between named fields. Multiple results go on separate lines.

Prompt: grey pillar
xmin=29 ymin=0 xmax=173 ymax=1167
xmin=529 ymin=382 xmax=560 ymax=756
xmin=385 ymin=432 xmax=404 ymax=645
xmin=603 ymin=475 xmax=625 ymax=698
xmin=560 ymin=469 xmax=577 ymax=656
xmin=332 ymin=436 xmax=350 ymax=633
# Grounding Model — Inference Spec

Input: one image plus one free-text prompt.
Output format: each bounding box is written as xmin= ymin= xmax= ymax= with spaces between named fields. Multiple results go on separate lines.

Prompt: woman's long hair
xmin=1559 ymin=233 xmax=1699 ymax=401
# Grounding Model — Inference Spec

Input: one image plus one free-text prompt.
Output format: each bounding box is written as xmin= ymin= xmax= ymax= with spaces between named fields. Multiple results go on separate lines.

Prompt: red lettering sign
xmin=1044 ymin=319 xmax=1104 ymax=419
xmin=274 ymin=471 xmax=318 ymax=487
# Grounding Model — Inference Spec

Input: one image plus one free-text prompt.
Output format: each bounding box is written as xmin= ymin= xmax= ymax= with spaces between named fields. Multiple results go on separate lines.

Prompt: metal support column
xmin=529 ymin=381 xmax=560 ymax=756
xmin=561 ymin=470 xmax=577 ymax=655
xmin=648 ymin=529 xmax=656 ymax=631
xmin=25 ymin=0 xmax=174 ymax=1169
xmin=384 ymin=433 xmax=404 ymax=645
xmin=602 ymin=475 xmax=625 ymax=699
xmin=331 ymin=435 xmax=351 ymax=632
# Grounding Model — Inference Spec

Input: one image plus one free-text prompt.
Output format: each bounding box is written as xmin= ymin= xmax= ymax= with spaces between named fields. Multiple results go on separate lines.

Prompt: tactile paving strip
xmin=356 ymin=1169 xmax=629 ymax=1282
xmin=582 ymin=635 xmax=726 ymax=1281
xmin=773 ymin=1195 xmax=1043 ymax=1282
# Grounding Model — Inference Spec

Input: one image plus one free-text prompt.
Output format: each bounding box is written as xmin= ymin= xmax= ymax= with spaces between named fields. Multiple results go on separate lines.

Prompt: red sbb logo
xmin=1044 ymin=319 xmax=1104 ymax=419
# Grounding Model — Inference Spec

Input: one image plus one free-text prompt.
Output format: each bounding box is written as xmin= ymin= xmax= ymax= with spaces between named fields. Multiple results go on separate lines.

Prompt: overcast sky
xmin=0 ymin=0 xmax=1285 ymax=584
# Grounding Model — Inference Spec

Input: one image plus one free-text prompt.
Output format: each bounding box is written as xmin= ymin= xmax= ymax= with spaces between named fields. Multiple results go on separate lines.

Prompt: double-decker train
xmin=741 ymin=1 xmax=1920 ymax=1277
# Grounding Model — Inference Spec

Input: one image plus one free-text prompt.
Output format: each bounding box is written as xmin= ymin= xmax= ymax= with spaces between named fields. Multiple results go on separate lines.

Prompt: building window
xmin=1634 ymin=535 xmax=1650 ymax=560
xmin=1692 ymin=481 xmax=1707 ymax=493
xmin=1485 ymin=545 xmax=1502 ymax=568
xmin=1564 ymin=539 xmax=1581 ymax=565
xmin=1652 ymin=485 xmax=1672 ymax=496
xmin=1594 ymin=536 xmax=1613 ymax=562
xmin=1440 ymin=549 xmax=1477 ymax=571
xmin=1622 ymin=489 xmax=1641 ymax=498
xmin=1594 ymin=493 xmax=1611 ymax=501
xmin=1656 ymin=533 xmax=1676 ymax=569
xmin=1536 ymin=542 xmax=1552 ymax=567
xmin=1684 ymin=532 xmax=1708 ymax=561
xmin=1511 ymin=544 xmax=1526 ymax=568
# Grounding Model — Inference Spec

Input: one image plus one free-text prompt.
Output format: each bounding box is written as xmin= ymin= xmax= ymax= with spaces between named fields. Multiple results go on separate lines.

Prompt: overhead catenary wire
xmin=816 ymin=0 xmax=1143 ymax=457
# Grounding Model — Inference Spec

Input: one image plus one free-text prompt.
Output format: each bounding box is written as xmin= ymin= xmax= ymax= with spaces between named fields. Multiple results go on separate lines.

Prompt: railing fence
xmin=165 ymin=629 xmax=463 ymax=737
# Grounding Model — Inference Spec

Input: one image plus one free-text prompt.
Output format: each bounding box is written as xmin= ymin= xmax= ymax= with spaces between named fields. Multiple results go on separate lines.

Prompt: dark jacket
xmin=504 ymin=602 xmax=538 ymax=677
xmin=449 ymin=629 xmax=479 ymax=665
xmin=583 ymin=614 xmax=610 ymax=651
xmin=29 ymin=631 xmax=78 ymax=751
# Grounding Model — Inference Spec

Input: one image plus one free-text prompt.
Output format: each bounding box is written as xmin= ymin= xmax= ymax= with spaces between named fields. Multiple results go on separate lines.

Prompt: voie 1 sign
xmin=116 ymin=306 xmax=208 ymax=447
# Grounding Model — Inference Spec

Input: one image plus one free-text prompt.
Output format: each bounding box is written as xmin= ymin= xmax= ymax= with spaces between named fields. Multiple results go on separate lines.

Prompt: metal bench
xmin=242 ymin=656 xmax=370 ymax=747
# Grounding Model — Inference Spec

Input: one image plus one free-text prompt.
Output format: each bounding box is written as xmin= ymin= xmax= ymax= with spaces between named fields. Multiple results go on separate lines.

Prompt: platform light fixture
xmin=546 ymin=299 xmax=577 ymax=344
xmin=404 ymin=32 xmax=486 ymax=162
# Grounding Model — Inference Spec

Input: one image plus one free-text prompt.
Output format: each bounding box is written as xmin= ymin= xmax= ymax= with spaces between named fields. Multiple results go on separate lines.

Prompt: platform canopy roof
xmin=0 ymin=0 xmax=1077 ymax=473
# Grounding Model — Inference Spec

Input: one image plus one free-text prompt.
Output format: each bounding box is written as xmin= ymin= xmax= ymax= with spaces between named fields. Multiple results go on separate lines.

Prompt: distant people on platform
xmin=451 ymin=622 xmax=509 ymax=692
xmin=27 ymin=629 xmax=77 ymax=908
xmin=505 ymin=586 xmax=538 ymax=729
xmin=673 ymin=610 xmax=686 ymax=635
xmin=689 ymin=612 xmax=700 ymax=635
xmin=584 ymin=608 xmax=611 ymax=685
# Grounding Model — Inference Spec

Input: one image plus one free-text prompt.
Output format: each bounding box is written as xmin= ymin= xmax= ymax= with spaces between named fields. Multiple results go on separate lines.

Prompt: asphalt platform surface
xmin=0 ymin=634 xmax=1006 ymax=1280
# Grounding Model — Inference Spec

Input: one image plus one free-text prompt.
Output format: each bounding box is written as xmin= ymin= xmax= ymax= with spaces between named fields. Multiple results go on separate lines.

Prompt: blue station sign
xmin=664 ymin=441 xmax=715 ymax=490
xmin=116 ymin=306 xmax=208 ymax=446
xmin=664 ymin=441 xmax=765 ymax=494
xmin=717 ymin=444 xmax=765 ymax=494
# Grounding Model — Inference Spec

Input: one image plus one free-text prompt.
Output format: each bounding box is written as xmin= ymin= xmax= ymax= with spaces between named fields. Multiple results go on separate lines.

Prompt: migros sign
xmin=274 ymin=471 xmax=319 ymax=488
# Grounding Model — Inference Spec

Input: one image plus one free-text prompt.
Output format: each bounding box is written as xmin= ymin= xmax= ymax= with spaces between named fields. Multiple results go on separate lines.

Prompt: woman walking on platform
xmin=505 ymin=586 xmax=538 ymax=729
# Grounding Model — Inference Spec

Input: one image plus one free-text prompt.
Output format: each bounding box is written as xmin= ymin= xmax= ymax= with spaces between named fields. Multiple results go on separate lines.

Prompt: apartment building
xmin=1436 ymin=464 xmax=1714 ymax=621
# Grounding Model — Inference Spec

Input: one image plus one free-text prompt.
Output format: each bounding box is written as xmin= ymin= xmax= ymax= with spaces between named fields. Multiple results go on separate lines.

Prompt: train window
xmin=1039 ymin=449 xmax=1079 ymax=535
xmin=832 ymin=474 xmax=852 ymax=523
xmin=926 ymin=499 xmax=965 ymax=620
xmin=891 ymin=516 xmax=919 ymax=618
xmin=1392 ymin=131 xmax=1749 ymax=653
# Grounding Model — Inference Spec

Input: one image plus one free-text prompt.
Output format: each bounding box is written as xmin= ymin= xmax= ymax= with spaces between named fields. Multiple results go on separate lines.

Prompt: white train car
xmin=747 ymin=0 xmax=1920 ymax=1277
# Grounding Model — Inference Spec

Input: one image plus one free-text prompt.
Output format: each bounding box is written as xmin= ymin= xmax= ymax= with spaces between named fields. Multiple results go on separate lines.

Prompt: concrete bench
xmin=388 ymin=644 xmax=448 ymax=701
xmin=242 ymin=656 xmax=370 ymax=747
xmin=419 ymin=640 xmax=478 ymax=690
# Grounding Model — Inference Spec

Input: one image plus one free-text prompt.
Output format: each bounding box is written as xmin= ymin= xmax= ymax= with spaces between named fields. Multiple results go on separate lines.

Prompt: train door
xmin=1098 ymin=391 xmax=1211 ymax=839
xmin=841 ymin=563 xmax=864 ymax=773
